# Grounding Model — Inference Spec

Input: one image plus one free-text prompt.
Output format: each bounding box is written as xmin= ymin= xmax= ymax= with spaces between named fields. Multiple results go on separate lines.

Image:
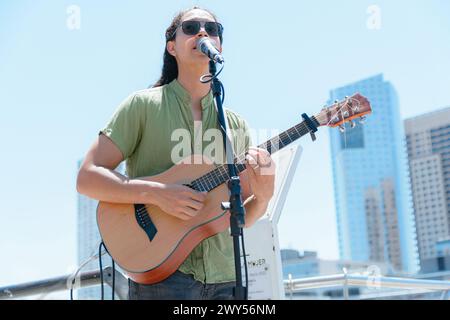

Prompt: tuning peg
xmin=359 ymin=116 xmax=366 ymax=124
xmin=350 ymin=120 xmax=356 ymax=128
xmin=339 ymin=125 xmax=346 ymax=133
xmin=334 ymin=99 xmax=339 ymax=104
xmin=332 ymin=115 xmax=340 ymax=123
xmin=322 ymin=105 xmax=328 ymax=111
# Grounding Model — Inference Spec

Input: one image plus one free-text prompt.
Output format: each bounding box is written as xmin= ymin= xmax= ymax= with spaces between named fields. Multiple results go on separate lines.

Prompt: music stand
xmin=242 ymin=144 xmax=303 ymax=300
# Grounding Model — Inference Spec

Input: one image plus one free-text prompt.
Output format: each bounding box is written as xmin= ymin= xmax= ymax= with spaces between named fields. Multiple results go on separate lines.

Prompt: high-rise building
xmin=329 ymin=74 xmax=419 ymax=274
xmin=404 ymin=107 xmax=450 ymax=272
xmin=76 ymin=160 xmax=125 ymax=299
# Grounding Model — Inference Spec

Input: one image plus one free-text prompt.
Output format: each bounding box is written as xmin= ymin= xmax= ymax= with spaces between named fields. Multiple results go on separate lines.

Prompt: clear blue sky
xmin=1 ymin=0 xmax=449 ymax=288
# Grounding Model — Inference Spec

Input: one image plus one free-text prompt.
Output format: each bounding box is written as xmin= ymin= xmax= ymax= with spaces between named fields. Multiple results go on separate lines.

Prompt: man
xmin=77 ymin=7 xmax=275 ymax=300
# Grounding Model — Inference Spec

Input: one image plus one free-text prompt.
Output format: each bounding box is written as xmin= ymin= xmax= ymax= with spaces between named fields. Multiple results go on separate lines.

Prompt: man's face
xmin=167 ymin=9 xmax=223 ymax=67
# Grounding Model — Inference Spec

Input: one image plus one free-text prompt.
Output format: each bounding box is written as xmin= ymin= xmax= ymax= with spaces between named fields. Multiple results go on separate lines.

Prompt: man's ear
xmin=167 ymin=41 xmax=176 ymax=57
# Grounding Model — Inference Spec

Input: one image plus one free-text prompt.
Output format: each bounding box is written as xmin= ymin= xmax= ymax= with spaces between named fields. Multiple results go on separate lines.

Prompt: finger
xmin=253 ymin=148 xmax=270 ymax=160
xmin=259 ymin=156 xmax=273 ymax=168
xmin=245 ymin=156 xmax=258 ymax=182
xmin=254 ymin=150 xmax=273 ymax=168
xmin=181 ymin=206 xmax=198 ymax=218
xmin=185 ymin=199 xmax=204 ymax=211
xmin=247 ymin=149 xmax=270 ymax=167
xmin=248 ymin=147 xmax=270 ymax=158
xmin=246 ymin=148 xmax=259 ymax=159
xmin=172 ymin=211 xmax=192 ymax=221
xmin=187 ymin=190 xmax=207 ymax=203
xmin=182 ymin=186 xmax=207 ymax=201
xmin=245 ymin=153 xmax=258 ymax=167
xmin=260 ymin=157 xmax=276 ymax=176
xmin=245 ymin=162 xmax=257 ymax=179
xmin=249 ymin=146 xmax=270 ymax=157
xmin=259 ymin=149 xmax=270 ymax=157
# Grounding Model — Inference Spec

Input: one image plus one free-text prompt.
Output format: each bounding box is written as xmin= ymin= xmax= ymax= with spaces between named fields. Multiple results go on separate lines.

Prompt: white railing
xmin=283 ymin=272 xmax=450 ymax=300
xmin=2 ymin=269 xmax=450 ymax=300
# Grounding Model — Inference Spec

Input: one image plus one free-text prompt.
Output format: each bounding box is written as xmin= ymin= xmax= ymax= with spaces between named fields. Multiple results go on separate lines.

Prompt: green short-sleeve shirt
xmin=100 ymin=79 xmax=251 ymax=284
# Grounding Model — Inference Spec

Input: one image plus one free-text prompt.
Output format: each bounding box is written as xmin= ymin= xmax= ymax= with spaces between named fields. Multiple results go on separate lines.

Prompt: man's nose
xmin=196 ymin=26 xmax=208 ymax=37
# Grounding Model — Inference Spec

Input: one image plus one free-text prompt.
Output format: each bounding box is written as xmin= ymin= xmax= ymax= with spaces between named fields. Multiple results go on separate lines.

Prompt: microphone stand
xmin=208 ymin=60 xmax=247 ymax=300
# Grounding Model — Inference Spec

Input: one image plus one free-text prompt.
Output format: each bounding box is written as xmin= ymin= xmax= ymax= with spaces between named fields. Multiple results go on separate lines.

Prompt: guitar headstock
xmin=315 ymin=93 xmax=372 ymax=131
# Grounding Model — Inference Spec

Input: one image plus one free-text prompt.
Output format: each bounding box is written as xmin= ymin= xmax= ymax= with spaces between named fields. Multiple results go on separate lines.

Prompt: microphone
xmin=196 ymin=37 xmax=224 ymax=63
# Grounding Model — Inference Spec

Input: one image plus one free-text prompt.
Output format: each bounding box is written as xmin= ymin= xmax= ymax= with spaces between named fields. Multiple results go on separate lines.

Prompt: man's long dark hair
xmin=151 ymin=6 xmax=223 ymax=88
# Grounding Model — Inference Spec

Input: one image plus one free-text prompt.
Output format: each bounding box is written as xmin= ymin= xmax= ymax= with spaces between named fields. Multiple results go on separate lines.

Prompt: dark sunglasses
xmin=175 ymin=20 xmax=223 ymax=38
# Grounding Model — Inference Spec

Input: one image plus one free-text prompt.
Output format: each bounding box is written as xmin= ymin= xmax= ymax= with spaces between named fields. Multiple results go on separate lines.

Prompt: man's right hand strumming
xmin=148 ymin=183 xmax=207 ymax=221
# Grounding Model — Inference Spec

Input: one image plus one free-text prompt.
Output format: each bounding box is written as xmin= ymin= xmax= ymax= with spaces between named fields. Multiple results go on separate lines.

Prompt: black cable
xmin=111 ymin=259 xmax=115 ymax=300
xmin=69 ymin=242 xmax=109 ymax=300
xmin=200 ymin=61 xmax=225 ymax=83
xmin=200 ymin=62 xmax=226 ymax=112
xmin=219 ymin=80 xmax=226 ymax=105
xmin=99 ymin=242 xmax=104 ymax=300
xmin=70 ymin=281 xmax=74 ymax=300
xmin=240 ymin=228 xmax=249 ymax=300
xmin=99 ymin=241 xmax=116 ymax=300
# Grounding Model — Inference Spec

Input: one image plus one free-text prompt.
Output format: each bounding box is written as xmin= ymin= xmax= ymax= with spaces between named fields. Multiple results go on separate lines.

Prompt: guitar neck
xmin=189 ymin=116 xmax=320 ymax=192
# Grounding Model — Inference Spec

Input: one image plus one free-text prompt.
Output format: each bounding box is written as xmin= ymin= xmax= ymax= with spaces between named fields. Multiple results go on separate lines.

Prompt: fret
xmin=216 ymin=168 xmax=224 ymax=182
xmin=289 ymin=126 xmax=301 ymax=139
xmin=197 ymin=180 xmax=205 ymax=192
xmin=199 ymin=179 xmax=208 ymax=191
xmin=293 ymin=124 xmax=301 ymax=137
xmin=286 ymin=128 xmax=295 ymax=139
xmin=268 ymin=136 xmax=283 ymax=154
xmin=204 ymin=173 xmax=213 ymax=190
xmin=281 ymin=132 xmax=291 ymax=147
xmin=190 ymin=180 xmax=198 ymax=191
xmin=211 ymin=172 xmax=220 ymax=188
xmin=280 ymin=131 xmax=292 ymax=144
xmin=189 ymin=180 xmax=197 ymax=191
xmin=206 ymin=171 xmax=214 ymax=190
xmin=236 ymin=163 xmax=246 ymax=173
xmin=219 ymin=166 xmax=229 ymax=181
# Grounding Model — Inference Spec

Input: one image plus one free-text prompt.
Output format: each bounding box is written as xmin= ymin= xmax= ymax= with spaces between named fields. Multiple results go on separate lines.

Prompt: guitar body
xmin=97 ymin=155 xmax=245 ymax=284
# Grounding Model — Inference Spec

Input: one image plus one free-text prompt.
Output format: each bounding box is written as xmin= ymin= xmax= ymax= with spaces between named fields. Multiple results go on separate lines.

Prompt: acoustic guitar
xmin=97 ymin=94 xmax=372 ymax=284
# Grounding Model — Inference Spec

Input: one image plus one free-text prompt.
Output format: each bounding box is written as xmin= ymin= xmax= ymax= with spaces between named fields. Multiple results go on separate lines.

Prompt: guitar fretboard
xmin=189 ymin=116 xmax=319 ymax=192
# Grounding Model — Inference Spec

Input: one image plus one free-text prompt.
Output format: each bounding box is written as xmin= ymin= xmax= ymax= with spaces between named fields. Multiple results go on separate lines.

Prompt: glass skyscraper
xmin=329 ymin=74 xmax=419 ymax=274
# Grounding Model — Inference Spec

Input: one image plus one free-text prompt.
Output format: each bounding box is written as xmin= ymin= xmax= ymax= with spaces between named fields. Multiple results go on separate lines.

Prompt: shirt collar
xmin=167 ymin=78 xmax=214 ymax=110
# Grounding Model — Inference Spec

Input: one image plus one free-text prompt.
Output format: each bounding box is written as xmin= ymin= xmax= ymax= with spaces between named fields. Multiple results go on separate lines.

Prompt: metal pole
xmin=343 ymin=268 xmax=349 ymax=300
xmin=288 ymin=273 xmax=293 ymax=300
